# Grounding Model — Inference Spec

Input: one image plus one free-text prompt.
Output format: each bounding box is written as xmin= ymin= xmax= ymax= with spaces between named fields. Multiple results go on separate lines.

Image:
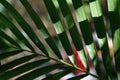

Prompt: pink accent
xmin=72 ymin=48 xmax=86 ymax=75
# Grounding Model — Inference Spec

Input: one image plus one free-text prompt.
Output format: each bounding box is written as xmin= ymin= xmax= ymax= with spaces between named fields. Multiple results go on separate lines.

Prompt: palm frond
xmin=0 ymin=0 xmax=120 ymax=80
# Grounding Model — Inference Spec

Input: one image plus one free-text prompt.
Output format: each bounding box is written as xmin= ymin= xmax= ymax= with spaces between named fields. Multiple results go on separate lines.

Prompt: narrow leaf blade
xmin=0 ymin=54 xmax=38 ymax=72
xmin=0 ymin=49 xmax=23 ymax=60
xmin=0 ymin=59 xmax=50 ymax=79
xmin=16 ymin=64 xmax=63 ymax=80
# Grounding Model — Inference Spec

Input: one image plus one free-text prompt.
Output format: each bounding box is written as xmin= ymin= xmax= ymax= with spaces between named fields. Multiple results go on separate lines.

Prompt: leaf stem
xmin=23 ymin=49 xmax=98 ymax=79
xmin=59 ymin=60 xmax=99 ymax=79
xmin=23 ymin=49 xmax=59 ymax=62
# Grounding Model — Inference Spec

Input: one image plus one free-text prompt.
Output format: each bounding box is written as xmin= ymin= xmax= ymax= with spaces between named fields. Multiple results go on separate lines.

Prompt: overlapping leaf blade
xmin=89 ymin=0 xmax=113 ymax=79
xmin=0 ymin=37 xmax=10 ymax=49
xmin=57 ymin=0 xmax=88 ymax=69
xmin=0 ymin=54 xmax=38 ymax=72
xmin=0 ymin=0 xmax=49 ymax=56
xmin=0 ymin=13 xmax=34 ymax=51
xmin=43 ymin=69 xmax=74 ymax=80
xmin=107 ymin=0 xmax=120 ymax=79
xmin=19 ymin=0 xmax=62 ymax=59
xmin=0 ymin=59 xmax=50 ymax=79
xmin=0 ymin=0 xmax=119 ymax=80
xmin=68 ymin=74 xmax=88 ymax=80
xmin=43 ymin=0 xmax=75 ymax=64
xmin=0 ymin=29 xmax=21 ymax=49
xmin=0 ymin=49 xmax=23 ymax=60
xmin=71 ymin=1 xmax=101 ymax=78
xmin=16 ymin=64 xmax=63 ymax=80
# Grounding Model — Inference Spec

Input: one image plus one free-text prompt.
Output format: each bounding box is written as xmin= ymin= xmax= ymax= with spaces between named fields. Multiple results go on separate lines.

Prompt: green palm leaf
xmin=0 ymin=0 xmax=120 ymax=80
